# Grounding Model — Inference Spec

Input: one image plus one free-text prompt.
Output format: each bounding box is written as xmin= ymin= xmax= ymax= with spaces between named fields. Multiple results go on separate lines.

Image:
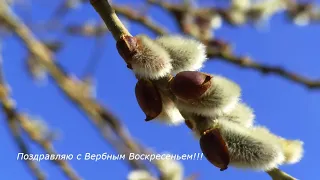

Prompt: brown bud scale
xmin=170 ymin=71 xmax=212 ymax=100
xmin=200 ymin=128 xmax=230 ymax=171
xmin=135 ymin=79 xmax=162 ymax=121
xmin=184 ymin=120 xmax=194 ymax=130
xmin=116 ymin=35 xmax=138 ymax=68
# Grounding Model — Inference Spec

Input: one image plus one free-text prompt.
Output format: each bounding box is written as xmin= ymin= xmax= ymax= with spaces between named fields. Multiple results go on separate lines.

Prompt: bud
xmin=24 ymin=115 xmax=54 ymax=142
xmin=170 ymin=71 xmax=212 ymax=100
xmin=200 ymin=128 xmax=230 ymax=171
xmin=218 ymin=120 xmax=285 ymax=171
xmin=135 ymin=79 xmax=162 ymax=121
xmin=293 ymin=13 xmax=310 ymax=26
xmin=211 ymin=14 xmax=222 ymax=29
xmin=223 ymin=102 xmax=255 ymax=127
xmin=231 ymin=0 xmax=251 ymax=11
xmin=173 ymin=74 xmax=241 ymax=118
xmin=26 ymin=54 xmax=48 ymax=85
xmin=116 ymin=35 xmax=138 ymax=67
xmin=117 ymin=35 xmax=173 ymax=80
xmin=127 ymin=170 xmax=156 ymax=180
xmin=156 ymin=153 xmax=184 ymax=180
xmin=155 ymin=35 xmax=207 ymax=74
xmin=228 ymin=10 xmax=246 ymax=25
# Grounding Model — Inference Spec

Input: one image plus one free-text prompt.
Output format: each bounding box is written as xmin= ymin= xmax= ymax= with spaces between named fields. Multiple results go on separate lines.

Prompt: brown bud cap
xmin=185 ymin=120 xmax=194 ymax=130
xmin=135 ymin=79 xmax=162 ymax=121
xmin=116 ymin=35 xmax=138 ymax=68
xmin=170 ymin=71 xmax=212 ymax=100
xmin=200 ymin=128 xmax=230 ymax=171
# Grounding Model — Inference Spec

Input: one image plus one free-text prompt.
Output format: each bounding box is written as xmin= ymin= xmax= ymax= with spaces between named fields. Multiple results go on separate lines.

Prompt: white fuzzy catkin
xmin=215 ymin=120 xmax=285 ymax=171
xmin=156 ymin=92 xmax=184 ymax=125
xmin=176 ymin=75 xmax=241 ymax=118
xmin=232 ymin=0 xmax=251 ymax=11
xmin=132 ymin=35 xmax=173 ymax=80
xmin=279 ymin=139 xmax=304 ymax=164
xmin=224 ymin=102 xmax=255 ymax=127
xmin=127 ymin=170 xmax=156 ymax=180
xmin=155 ymin=153 xmax=184 ymax=180
xmin=155 ymin=35 xmax=207 ymax=74
xmin=253 ymin=127 xmax=304 ymax=164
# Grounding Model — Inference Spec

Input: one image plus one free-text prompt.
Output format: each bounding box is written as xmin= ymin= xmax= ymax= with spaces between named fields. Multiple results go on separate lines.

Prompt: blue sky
xmin=1 ymin=0 xmax=320 ymax=179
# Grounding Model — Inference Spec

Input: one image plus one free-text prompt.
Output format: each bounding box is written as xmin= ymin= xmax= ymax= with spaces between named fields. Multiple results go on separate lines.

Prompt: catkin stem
xmin=90 ymin=0 xmax=131 ymax=40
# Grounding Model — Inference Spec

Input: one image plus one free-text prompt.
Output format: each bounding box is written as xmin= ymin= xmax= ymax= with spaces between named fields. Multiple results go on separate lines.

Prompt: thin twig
xmin=19 ymin=115 xmax=81 ymax=180
xmin=89 ymin=0 xmax=187 ymax=179
xmin=33 ymin=0 xmax=320 ymax=88
xmin=4 ymin=109 xmax=47 ymax=180
xmin=146 ymin=0 xmax=320 ymax=89
xmin=0 ymin=43 xmax=80 ymax=180
xmin=114 ymin=5 xmax=167 ymax=35
xmin=267 ymin=168 xmax=296 ymax=180
xmin=90 ymin=0 xmax=131 ymax=40
xmin=0 ymin=1 xmax=148 ymax=171
xmin=212 ymin=51 xmax=320 ymax=89
xmin=0 ymin=49 xmax=46 ymax=180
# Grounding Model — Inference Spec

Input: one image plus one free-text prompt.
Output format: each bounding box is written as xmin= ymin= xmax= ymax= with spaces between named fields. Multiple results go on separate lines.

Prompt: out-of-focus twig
xmin=148 ymin=0 xmax=320 ymax=26
xmin=0 ymin=0 xmax=142 ymax=168
xmin=0 ymin=0 xmax=149 ymax=173
xmin=144 ymin=0 xmax=320 ymax=89
xmin=211 ymin=49 xmax=320 ymax=89
xmin=114 ymin=5 xmax=167 ymax=35
xmin=43 ymin=0 xmax=320 ymax=89
xmin=0 ymin=47 xmax=46 ymax=180
xmin=0 ymin=40 xmax=81 ymax=180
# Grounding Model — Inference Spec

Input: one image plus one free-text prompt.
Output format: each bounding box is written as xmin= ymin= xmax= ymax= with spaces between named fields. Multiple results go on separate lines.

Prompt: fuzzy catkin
xmin=279 ymin=139 xmax=304 ymax=164
xmin=216 ymin=120 xmax=285 ymax=171
xmin=223 ymin=102 xmax=255 ymax=127
xmin=131 ymin=35 xmax=173 ymax=80
xmin=155 ymin=35 xmax=207 ymax=74
xmin=127 ymin=170 xmax=156 ymax=180
xmin=253 ymin=127 xmax=304 ymax=165
xmin=156 ymin=91 xmax=184 ymax=125
xmin=191 ymin=115 xmax=303 ymax=169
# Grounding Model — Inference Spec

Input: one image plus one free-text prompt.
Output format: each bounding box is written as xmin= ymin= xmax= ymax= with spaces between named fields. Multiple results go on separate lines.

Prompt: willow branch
xmin=87 ymin=0 xmax=301 ymax=179
xmin=114 ymin=5 xmax=167 ymax=35
xmin=0 ymin=45 xmax=80 ymax=180
xmin=3 ymin=111 xmax=47 ymax=180
xmin=0 ymin=90 xmax=46 ymax=180
xmin=146 ymin=0 xmax=320 ymax=89
xmin=0 ymin=1 xmax=146 ymax=170
xmin=211 ymin=50 xmax=320 ymax=89
xmin=267 ymin=168 xmax=296 ymax=180
xmin=148 ymin=0 xmax=320 ymax=26
xmin=89 ymin=1 xmax=187 ymax=179
xmin=0 ymin=39 xmax=46 ymax=180
xmin=90 ymin=0 xmax=131 ymax=40
xmin=47 ymin=0 xmax=320 ymax=88
xmin=19 ymin=115 xmax=81 ymax=180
